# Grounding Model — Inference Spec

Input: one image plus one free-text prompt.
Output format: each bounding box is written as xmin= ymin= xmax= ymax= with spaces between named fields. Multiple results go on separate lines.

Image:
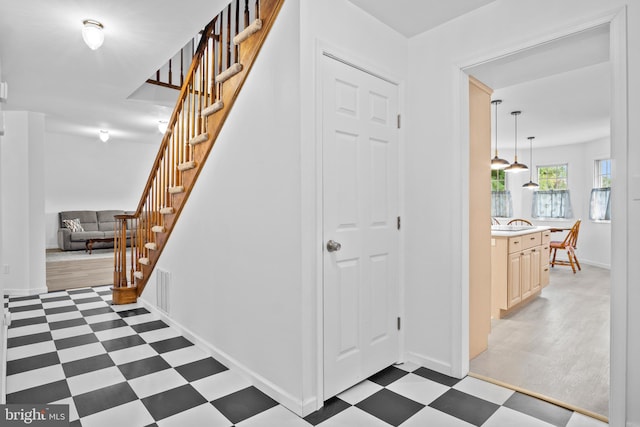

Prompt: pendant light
xmin=522 ymin=136 xmax=539 ymax=188
xmin=490 ymin=99 xmax=509 ymax=169
xmin=505 ymin=111 xmax=528 ymax=173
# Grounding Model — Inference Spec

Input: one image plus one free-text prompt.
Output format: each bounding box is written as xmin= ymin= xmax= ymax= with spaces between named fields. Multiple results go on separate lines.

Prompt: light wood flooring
xmin=46 ymin=257 xmax=113 ymax=292
xmin=470 ymin=264 xmax=610 ymax=418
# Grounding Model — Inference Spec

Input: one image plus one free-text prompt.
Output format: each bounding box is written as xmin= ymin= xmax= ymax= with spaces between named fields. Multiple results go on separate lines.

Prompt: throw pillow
xmin=63 ymin=218 xmax=84 ymax=232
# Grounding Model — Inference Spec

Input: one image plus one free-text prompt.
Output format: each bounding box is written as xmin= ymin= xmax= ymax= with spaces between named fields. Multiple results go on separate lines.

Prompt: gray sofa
xmin=57 ymin=210 xmax=134 ymax=251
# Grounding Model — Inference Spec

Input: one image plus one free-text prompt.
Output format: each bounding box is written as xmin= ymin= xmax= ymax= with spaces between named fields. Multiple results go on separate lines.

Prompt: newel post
xmin=112 ymin=214 xmax=138 ymax=304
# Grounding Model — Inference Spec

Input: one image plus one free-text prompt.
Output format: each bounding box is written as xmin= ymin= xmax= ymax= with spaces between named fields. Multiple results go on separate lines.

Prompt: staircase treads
xmin=177 ymin=161 xmax=196 ymax=171
xmin=201 ymin=101 xmax=223 ymax=118
xmin=234 ymin=19 xmax=263 ymax=45
xmin=215 ymin=63 xmax=243 ymax=84
xmin=168 ymin=186 xmax=185 ymax=194
xmin=189 ymin=133 xmax=209 ymax=146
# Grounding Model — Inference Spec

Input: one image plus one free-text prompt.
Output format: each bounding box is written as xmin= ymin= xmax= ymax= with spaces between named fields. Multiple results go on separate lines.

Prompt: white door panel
xmin=322 ymin=55 xmax=400 ymax=400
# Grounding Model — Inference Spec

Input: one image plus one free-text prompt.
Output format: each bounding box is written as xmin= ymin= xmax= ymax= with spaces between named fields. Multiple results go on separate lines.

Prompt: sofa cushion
xmin=69 ymin=231 xmax=107 ymax=242
xmin=62 ymin=218 xmax=84 ymax=232
xmin=97 ymin=210 xmax=125 ymax=232
xmin=60 ymin=211 xmax=99 ymax=231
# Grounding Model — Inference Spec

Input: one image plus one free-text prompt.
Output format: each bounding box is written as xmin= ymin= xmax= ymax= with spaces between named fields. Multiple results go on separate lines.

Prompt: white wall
xmin=1 ymin=112 xmax=46 ymax=296
xmin=143 ymin=0 xmax=306 ymax=414
xmin=502 ymin=138 xmax=611 ymax=268
xmin=44 ymin=132 xmax=158 ymax=248
xmin=141 ymin=0 xmax=408 ymax=416
xmin=0 ymin=60 xmax=5 ymax=399
xmin=405 ymin=1 xmax=639 ymax=425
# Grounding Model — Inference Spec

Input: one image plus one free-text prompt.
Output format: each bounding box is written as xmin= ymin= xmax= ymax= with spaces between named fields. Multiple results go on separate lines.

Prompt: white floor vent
xmin=156 ymin=269 xmax=171 ymax=315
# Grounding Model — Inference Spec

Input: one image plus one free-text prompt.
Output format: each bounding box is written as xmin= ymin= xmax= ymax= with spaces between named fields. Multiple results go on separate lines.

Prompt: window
xmin=532 ymin=164 xmax=573 ymax=218
xmin=491 ymin=169 xmax=512 ymax=217
xmin=590 ymin=159 xmax=611 ymax=221
xmin=594 ymin=158 xmax=612 ymax=188
xmin=538 ymin=164 xmax=568 ymax=190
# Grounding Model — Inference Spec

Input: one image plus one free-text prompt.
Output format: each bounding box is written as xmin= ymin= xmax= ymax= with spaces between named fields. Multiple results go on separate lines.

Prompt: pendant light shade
xmin=82 ymin=20 xmax=104 ymax=50
xmin=490 ymin=99 xmax=510 ymax=170
xmin=522 ymin=136 xmax=539 ymax=188
xmin=505 ymin=110 xmax=528 ymax=173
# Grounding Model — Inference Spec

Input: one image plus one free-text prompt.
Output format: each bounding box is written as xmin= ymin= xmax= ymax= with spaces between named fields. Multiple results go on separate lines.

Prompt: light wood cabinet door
xmin=540 ymin=242 xmax=550 ymax=287
xmin=520 ymin=249 xmax=533 ymax=300
xmin=531 ymin=247 xmax=542 ymax=293
xmin=508 ymin=252 xmax=522 ymax=308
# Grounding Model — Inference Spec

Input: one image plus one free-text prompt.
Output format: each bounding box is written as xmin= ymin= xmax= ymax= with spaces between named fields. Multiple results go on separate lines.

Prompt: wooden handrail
xmin=134 ymin=19 xmax=215 ymax=215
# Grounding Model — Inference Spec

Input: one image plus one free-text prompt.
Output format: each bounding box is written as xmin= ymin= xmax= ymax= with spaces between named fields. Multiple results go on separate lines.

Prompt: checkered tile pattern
xmin=5 ymin=287 xmax=607 ymax=426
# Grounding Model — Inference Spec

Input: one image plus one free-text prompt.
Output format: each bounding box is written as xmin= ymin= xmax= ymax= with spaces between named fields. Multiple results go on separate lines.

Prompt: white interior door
xmin=322 ymin=54 xmax=400 ymax=400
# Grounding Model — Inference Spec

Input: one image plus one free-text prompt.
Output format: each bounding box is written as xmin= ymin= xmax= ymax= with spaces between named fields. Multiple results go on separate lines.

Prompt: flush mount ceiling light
xmin=158 ymin=120 xmax=169 ymax=133
xmin=523 ymin=136 xmax=539 ymax=189
xmin=82 ymin=19 xmax=104 ymax=50
xmin=99 ymin=129 xmax=110 ymax=142
xmin=505 ymin=110 xmax=528 ymax=173
xmin=490 ymin=99 xmax=509 ymax=170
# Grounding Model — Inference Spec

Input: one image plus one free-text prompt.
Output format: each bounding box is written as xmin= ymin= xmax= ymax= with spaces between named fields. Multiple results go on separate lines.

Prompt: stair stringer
xmin=135 ymin=0 xmax=286 ymax=297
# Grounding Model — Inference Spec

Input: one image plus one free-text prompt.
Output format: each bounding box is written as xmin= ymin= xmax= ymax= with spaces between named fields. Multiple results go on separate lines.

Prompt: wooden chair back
xmin=507 ymin=218 xmax=532 ymax=226
xmin=563 ymin=219 xmax=581 ymax=249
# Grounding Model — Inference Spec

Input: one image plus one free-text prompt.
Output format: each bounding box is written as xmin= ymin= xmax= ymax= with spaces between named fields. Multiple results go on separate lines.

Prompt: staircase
xmin=112 ymin=0 xmax=285 ymax=304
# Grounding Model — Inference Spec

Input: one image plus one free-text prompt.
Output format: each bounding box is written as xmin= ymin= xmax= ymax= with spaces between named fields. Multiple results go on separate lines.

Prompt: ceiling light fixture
xmin=99 ymin=129 xmax=110 ymax=143
xmin=522 ymin=136 xmax=539 ymax=189
xmin=490 ymin=99 xmax=509 ymax=170
xmin=158 ymin=120 xmax=168 ymax=133
xmin=505 ymin=111 xmax=528 ymax=173
xmin=82 ymin=19 xmax=104 ymax=50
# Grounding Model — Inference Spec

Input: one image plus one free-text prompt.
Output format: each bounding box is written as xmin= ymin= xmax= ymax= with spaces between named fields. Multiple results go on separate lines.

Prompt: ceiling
xmin=0 ymin=0 xmax=227 ymax=144
xmin=467 ymin=25 xmax=611 ymax=149
xmin=345 ymin=0 xmax=497 ymax=38
xmin=348 ymin=1 xmax=611 ymax=149
xmin=0 ymin=1 xmax=610 ymax=150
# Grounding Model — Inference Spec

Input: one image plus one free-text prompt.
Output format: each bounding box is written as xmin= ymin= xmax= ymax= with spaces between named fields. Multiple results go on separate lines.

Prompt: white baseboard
xmin=405 ymin=351 xmax=457 ymax=378
xmin=138 ymin=299 xmax=312 ymax=417
xmin=579 ymin=259 xmax=611 ymax=270
xmin=3 ymin=287 xmax=48 ymax=297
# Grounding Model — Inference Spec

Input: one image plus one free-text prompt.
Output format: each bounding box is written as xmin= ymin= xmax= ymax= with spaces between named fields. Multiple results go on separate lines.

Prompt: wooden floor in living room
xmin=46 ymin=249 xmax=113 ymax=292
xmin=470 ymin=264 xmax=610 ymax=419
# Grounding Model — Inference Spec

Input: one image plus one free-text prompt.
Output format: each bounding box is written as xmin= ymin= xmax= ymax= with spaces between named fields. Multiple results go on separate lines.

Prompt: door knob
xmin=326 ymin=240 xmax=342 ymax=252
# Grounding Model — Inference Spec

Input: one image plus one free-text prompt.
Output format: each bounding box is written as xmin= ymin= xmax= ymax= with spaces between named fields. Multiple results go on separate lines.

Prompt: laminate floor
xmin=470 ymin=264 xmax=610 ymax=418
xmin=46 ymin=258 xmax=113 ymax=292
xmin=5 ymin=287 xmax=607 ymax=427
xmin=46 ymin=250 xmax=120 ymax=292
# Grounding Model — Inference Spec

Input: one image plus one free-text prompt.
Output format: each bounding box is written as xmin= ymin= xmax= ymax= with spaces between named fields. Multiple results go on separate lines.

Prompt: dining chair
xmin=491 ymin=217 xmax=501 ymax=225
xmin=507 ymin=218 xmax=532 ymax=226
xmin=550 ymin=219 xmax=582 ymax=273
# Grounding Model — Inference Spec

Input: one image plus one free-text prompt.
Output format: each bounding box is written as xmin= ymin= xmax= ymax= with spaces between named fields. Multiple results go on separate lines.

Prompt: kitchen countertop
xmin=491 ymin=225 xmax=551 ymax=237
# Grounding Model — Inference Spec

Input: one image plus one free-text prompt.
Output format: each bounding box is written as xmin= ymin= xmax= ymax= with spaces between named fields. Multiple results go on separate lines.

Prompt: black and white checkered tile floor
xmin=5 ymin=286 xmax=607 ymax=426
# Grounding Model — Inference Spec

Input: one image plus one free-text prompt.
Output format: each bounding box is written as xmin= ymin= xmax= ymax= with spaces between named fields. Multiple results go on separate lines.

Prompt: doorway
xmin=464 ymin=23 xmax=614 ymax=419
xmin=320 ymin=53 xmax=401 ymax=400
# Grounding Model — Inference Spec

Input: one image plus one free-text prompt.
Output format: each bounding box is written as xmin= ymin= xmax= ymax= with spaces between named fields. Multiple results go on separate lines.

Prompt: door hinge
xmin=397 ymin=114 xmax=401 ymax=129
xmin=397 ymin=317 xmax=401 ymax=330
xmin=397 ymin=216 xmax=401 ymax=230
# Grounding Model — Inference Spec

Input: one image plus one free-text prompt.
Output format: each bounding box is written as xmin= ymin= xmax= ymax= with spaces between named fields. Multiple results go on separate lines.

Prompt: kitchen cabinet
xmin=491 ymin=227 xmax=551 ymax=319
